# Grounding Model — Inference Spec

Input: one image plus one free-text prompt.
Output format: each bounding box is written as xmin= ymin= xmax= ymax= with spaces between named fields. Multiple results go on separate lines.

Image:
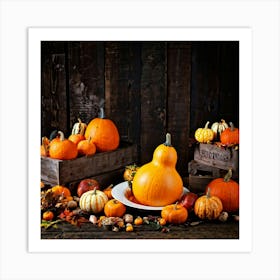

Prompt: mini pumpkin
xmin=68 ymin=134 xmax=85 ymax=145
xmin=194 ymin=188 xmax=223 ymax=220
xmin=71 ymin=118 xmax=87 ymax=136
xmin=77 ymin=137 xmax=97 ymax=156
xmin=161 ymin=203 xmax=188 ymax=224
xmin=132 ymin=133 xmax=183 ymax=207
xmin=211 ymin=119 xmax=229 ymax=140
xmin=51 ymin=185 xmax=72 ymax=198
xmin=49 ymin=131 xmax=78 ymax=160
xmin=220 ymin=122 xmax=239 ymax=145
xmin=104 ymin=199 xmax=126 ymax=217
xmin=205 ymin=169 xmax=239 ymax=212
xmin=85 ymin=108 xmax=120 ymax=152
xmin=195 ymin=121 xmax=215 ymax=143
xmin=79 ymin=189 xmax=108 ymax=214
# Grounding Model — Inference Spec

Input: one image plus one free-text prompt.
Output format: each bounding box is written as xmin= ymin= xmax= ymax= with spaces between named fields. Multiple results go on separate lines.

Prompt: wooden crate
xmin=187 ymin=160 xmax=239 ymax=194
xmin=194 ymin=143 xmax=239 ymax=172
xmin=188 ymin=174 xmax=216 ymax=194
xmin=41 ymin=142 xmax=138 ymax=186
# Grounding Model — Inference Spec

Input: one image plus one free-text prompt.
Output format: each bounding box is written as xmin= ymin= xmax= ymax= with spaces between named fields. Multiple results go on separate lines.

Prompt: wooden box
xmin=41 ymin=142 xmax=138 ymax=186
xmin=187 ymin=160 xmax=239 ymax=194
xmin=194 ymin=143 xmax=239 ymax=172
xmin=188 ymin=174 xmax=215 ymax=194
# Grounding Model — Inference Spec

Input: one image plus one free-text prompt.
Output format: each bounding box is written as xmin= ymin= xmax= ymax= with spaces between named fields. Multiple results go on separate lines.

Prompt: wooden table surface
xmin=41 ymin=208 xmax=239 ymax=239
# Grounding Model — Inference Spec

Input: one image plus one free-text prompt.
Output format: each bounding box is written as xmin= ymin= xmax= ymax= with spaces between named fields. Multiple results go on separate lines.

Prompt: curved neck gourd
xmin=151 ymin=133 xmax=177 ymax=167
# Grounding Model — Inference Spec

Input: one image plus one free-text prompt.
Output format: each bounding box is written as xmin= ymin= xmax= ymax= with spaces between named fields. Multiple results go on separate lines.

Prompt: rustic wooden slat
xmin=188 ymin=174 xmax=215 ymax=193
xmin=194 ymin=143 xmax=239 ymax=172
xmin=218 ymin=42 xmax=239 ymax=126
xmin=104 ymin=42 xmax=141 ymax=145
xmin=140 ymin=42 xmax=167 ymax=164
xmin=67 ymin=42 xmax=105 ymax=130
xmin=41 ymin=42 xmax=68 ymax=137
xmin=190 ymin=43 xmax=221 ymax=135
xmin=41 ymin=143 xmax=137 ymax=185
xmin=167 ymin=42 xmax=191 ymax=175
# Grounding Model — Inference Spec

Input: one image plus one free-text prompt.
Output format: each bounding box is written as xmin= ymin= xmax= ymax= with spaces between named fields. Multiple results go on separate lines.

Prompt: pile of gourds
xmin=41 ymin=125 xmax=240 ymax=230
xmin=40 ymin=108 xmax=120 ymax=160
xmin=194 ymin=119 xmax=239 ymax=146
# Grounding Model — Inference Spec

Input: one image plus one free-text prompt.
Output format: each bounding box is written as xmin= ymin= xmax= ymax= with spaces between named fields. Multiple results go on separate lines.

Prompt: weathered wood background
xmin=41 ymin=41 xmax=239 ymax=177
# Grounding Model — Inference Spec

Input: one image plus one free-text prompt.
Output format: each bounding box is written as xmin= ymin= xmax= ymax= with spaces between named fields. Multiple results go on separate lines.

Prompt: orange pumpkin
xmin=49 ymin=131 xmax=78 ymax=160
xmin=220 ymin=122 xmax=239 ymax=145
xmin=84 ymin=108 xmax=120 ymax=152
xmin=51 ymin=185 xmax=72 ymax=198
xmin=68 ymin=134 xmax=85 ymax=145
xmin=205 ymin=169 xmax=239 ymax=212
xmin=42 ymin=210 xmax=54 ymax=221
xmin=132 ymin=133 xmax=183 ymax=207
xmin=104 ymin=199 xmax=126 ymax=217
xmin=77 ymin=137 xmax=96 ymax=156
xmin=194 ymin=188 xmax=223 ymax=220
xmin=161 ymin=203 xmax=188 ymax=224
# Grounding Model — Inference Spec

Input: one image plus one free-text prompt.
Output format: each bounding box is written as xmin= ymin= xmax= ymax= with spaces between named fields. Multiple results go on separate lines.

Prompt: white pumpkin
xmin=211 ymin=119 xmax=229 ymax=140
xmin=71 ymin=118 xmax=87 ymax=135
xmin=79 ymin=189 xmax=108 ymax=213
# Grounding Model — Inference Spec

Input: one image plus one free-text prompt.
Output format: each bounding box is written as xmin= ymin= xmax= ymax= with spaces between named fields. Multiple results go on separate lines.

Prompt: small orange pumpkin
xmin=84 ymin=108 xmax=120 ymax=152
xmin=134 ymin=216 xmax=143 ymax=225
xmin=42 ymin=210 xmax=54 ymax=221
xmin=220 ymin=122 xmax=239 ymax=145
xmin=49 ymin=131 xmax=78 ymax=160
xmin=161 ymin=203 xmax=188 ymax=224
xmin=104 ymin=199 xmax=126 ymax=217
xmin=77 ymin=137 xmax=97 ymax=156
xmin=51 ymin=185 xmax=72 ymax=198
xmin=205 ymin=169 xmax=239 ymax=212
xmin=194 ymin=188 xmax=223 ymax=220
xmin=68 ymin=134 xmax=85 ymax=145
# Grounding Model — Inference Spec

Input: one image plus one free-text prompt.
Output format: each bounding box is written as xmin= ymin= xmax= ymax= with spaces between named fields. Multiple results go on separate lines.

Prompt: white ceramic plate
xmin=111 ymin=181 xmax=189 ymax=211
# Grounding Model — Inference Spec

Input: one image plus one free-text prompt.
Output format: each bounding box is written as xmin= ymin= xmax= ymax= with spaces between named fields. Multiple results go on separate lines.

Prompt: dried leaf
xmin=190 ymin=221 xmax=203 ymax=226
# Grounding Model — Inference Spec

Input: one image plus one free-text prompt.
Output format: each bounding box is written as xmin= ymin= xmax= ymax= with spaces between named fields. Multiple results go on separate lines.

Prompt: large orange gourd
xmin=132 ymin=133 xmax=183 ymax=207
xmin=85 ymin=108 xmax=120 ymax=152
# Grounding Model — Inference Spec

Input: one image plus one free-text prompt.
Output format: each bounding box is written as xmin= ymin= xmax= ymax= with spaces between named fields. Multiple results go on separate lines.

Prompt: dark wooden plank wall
xmin=190 ymin=41 xmax=239 ymax=135
xmin=41 ymin=41 xmax=239 ymax=177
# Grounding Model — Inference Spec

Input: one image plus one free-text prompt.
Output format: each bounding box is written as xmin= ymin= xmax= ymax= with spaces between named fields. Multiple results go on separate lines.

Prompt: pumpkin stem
xmin=204 ymin=121 xmax=210 ymax=129
xmin=99 ymin=108 xmax=105 ymax=119
xmin=224 ymin=169 xmax=233 ymax=182
xmin=173 ymin=201 xmax=179 ymax=210
xmin=206 ymin=188 xmax=211 ymax=198
xmin=229 ymin=122 xmax=235 ymax=131
xmin=164 ymin=133 xmax=172 ymax=147
xmin=57 ymin=131 xmax=65 ymax=141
